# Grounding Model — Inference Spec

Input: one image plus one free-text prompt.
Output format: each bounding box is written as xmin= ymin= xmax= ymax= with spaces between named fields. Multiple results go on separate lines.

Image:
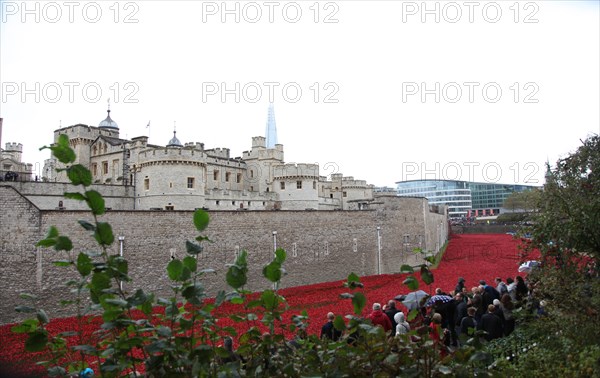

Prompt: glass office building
xmin=395 ymin=179 xmax=539 ymax=219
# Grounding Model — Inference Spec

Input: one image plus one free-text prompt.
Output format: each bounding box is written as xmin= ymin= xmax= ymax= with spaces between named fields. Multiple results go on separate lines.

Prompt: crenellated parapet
xmin=273 ymin=163 xmax=319 ymax=179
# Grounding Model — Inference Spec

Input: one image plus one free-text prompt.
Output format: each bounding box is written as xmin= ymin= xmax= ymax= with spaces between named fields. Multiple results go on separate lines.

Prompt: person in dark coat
xmin=321 ymin=312 xmax=342 ymax=341
xmin=454 ymin=292 xmax=468 ymax=328
xmin=385 ymin=300 xmax=401 ymax=336
xmin=478 ymin=304 xmax=503 ymax=341
xmin=460 ymin=306 xmax=478 ymax=337
xmin=455 ymin=277 xmax=466 ymax=294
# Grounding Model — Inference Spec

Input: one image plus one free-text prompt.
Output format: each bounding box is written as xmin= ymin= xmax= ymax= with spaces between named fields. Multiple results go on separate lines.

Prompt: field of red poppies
xmin=0 ymin=234 xmax=535 ymax=376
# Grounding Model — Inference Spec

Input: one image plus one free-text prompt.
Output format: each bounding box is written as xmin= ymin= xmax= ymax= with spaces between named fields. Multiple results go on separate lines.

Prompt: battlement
xmin=273 ymin=163 xmax=319 ymax=179
xmin=205 ymin=148 xmax=230 ymax=159
xmin=252 ymin=136 xmax=266 ymax=148
xmin=140 ymin=147 xmax=206 ymax=161
xmin=4 ymin=143 xmax=22 ymax=152
xmin=54 ymin=124 xmax=119 ymax=141
xmin=184 ymin=142 xmax=205 ymax=150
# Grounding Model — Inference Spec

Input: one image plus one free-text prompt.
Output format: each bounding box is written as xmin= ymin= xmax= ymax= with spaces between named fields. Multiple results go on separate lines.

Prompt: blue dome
xmin=99 ymin=110 xmax=119 ymax=129
xmin=167 ymin=131 xmax=182 ymax=147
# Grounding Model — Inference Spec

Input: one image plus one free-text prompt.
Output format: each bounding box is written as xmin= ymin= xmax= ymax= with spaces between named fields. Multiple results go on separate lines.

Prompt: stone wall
xmin=0 ymin=186 xmax=447 ymax=324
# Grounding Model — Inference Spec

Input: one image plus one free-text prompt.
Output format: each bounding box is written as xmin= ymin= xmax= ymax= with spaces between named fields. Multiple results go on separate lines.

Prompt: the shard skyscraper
xmin=265 ymin=103 xmax=278 ymax=148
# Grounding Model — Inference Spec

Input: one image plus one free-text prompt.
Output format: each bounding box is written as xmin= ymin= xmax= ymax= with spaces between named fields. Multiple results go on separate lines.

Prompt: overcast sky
xmin=1 ymin=0 xmax=598 ymax=187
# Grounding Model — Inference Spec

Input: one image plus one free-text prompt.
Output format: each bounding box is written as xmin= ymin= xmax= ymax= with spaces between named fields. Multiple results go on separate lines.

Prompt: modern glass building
xmin=395 ymin=179 xmax=539 ymax=219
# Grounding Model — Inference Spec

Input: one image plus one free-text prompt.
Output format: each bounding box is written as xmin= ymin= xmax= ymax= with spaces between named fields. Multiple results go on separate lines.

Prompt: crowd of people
xmin=318 ymin=275 xmax=538 ymax=353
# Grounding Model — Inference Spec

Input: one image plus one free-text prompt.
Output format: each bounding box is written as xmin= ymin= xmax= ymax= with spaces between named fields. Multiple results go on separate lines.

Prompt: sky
xmin=1 ymin=0 xmax=599 ymax=188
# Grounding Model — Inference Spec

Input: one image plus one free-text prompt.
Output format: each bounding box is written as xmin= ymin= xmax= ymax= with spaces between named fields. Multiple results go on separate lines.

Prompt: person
xmin=506 ymin=277 xmax=517 ymax=301
xmin=429 ymin=313 xmax=447 ymax=357
xmin=385 ymin=300 xmax=401 ymax=336
xmin=459 ymin=307 xmax=478 ymax=337
xmin=454 ymin=292 xmax=468 ymax=328
xmin=368 ymin=303 xmax=392 ymax=332
xmin=321 ymin=312 xmax=342 ymax=341
xmin=500 ymin=294 xmax=515 ymax=336
xmin=478 ymin=304 xmax=503 ymax=341
xmin=394 ymin=311 xmax=410 ymax=337
xmin=495 ymin=277 xmax=508 ymax=297
xmin=455 ymin=277 xmax=466 ymax=294
xmin=221 ymin=336 xmax=241 ymax=364
xmin=515 ymin=276 xmax=528 ymax=301
xmin=480 ymin=280 xmax=499 ymax=301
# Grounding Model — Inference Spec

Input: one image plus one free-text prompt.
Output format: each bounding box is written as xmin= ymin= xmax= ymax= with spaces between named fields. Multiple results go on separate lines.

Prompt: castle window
xmin=165 ymin=205 xmax=174 ymax=211
xmin=343 ymin=191 xmax=347 ymax=197
xmin=250 ymin=170 xmax=254 ymax=178
xmin=280 ymin=181 xmax=285 ymax=190
xmin=93 ymin=146 xmax=97 ymax=155
xmin=232 ymin=201 xmax=235 ymax=205
xmin=296 ymin=181 xmax=302 ymax=189
xmin=187 ymin=177 xmax=195 ymax=189
xmin=92 ymin=163 xmax=97 ymax=176
xmin=225 ymin=172 xmax=231 ymax=182
xmin=213 ymin=170 xmax=219 ymax=181
xmin=102 ymin=161 xmax=108 ymax=174
xmin=250 ymin=186 xmax=254 ymax=191
xmin=236 ymin=173 xmax=242 ymax=183
xmin=313 ymin=181 xmax=316 ymax=190
xmin=169 ymin=183 xmax=173 ymax=188
xmin=144 ymin=178 xmax=150 ymax=190
xmin=216 ymin=200 xmax=220 ymax=205
xmin=248 ymin=201 xmax=251 ymax=207
xmin=330 ymin=194 xmax=333 ymax=198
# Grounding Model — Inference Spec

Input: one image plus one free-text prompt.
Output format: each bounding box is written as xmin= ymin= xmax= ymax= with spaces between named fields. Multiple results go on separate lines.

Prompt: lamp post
xmin=118 ymin=236 xmax=125 ymax=291
xmin=272 ymin=231 xmax=277 ymax=252
xmin=376 ymin=227 xmax=382 ymax=274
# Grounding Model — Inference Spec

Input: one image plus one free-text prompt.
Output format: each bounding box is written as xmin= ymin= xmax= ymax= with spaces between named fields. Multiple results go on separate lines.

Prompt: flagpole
xmin=146 ymin=121 xmax=151 ymax=142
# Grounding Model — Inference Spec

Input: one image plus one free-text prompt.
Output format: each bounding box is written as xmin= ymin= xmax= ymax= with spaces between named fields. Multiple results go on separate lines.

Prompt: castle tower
xmin=265 ymin=103 xmax=278 ymax=148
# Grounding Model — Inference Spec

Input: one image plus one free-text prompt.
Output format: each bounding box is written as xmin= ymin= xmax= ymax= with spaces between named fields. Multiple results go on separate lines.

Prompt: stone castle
xmin=0 ymin=109 xmax=450 ymax=324
xmin=33 ymin=105 xmax=374 ymax=211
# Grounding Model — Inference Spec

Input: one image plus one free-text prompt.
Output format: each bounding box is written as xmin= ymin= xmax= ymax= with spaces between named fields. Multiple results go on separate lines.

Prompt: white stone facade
xmin=40 ymin=110 xmax=375 ymax=211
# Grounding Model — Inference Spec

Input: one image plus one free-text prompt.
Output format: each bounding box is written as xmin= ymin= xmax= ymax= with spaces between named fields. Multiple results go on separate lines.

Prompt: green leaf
xmin=52 ymin=260 xmax=72 ymax=267
xmin=54 ymin=236 xmax=73 ymax=251
xmin=420 ymin=265 xmax=434 ymax=285
xmin=347 ymin=272 xmax=361 ymax=284
xmin=25 ymin=330 xmax=48 ymax=352
xmin=230 ymin=296 xmax=244 ymax=305
xmin=400 ymin=264 xmax=414 ymax=274
xmin=37 ymin=239 xmax=57 ymax=248
xmin=261 ymin=290 xmax=278 ymax=311
xmin=94 ymin=222 xmax=114 ymax=245
xmin=64 ymin=192 xmax=86 ymax=201
xmin=67 ymin=164 xmax=92 ymax=186
xmin=333 ymin=315 xmax=346 ymax=331
xmin=407 ymin=308 xmax=419 ymax=322
xmin=167 ymin=259 xmax=183 ymax=281
xmin=193 ymin=209 xmax=210 ymax=231
xmin=215 ymin=290 xmax=226 ymax=307
xmin=78 ymin=220 xmax=96 ymax=231
xmin=186 ymin=241 xmax=203 ymax=255
xmin=274 ymin=248 xmax=286 ymax=264
xmin=47 ymin=226 xmax=59 ymax=238
xmin=104 ymin=298 xmax=129 ymax=307
xmin=89 ymin=272 xmax=111 ymax=303
xmin=182 ymin=283 xmax=204 ymax=305
xmin=182 ymin=256 xmax=197 ymax=272
xmin=11 ymin=319 xmax=39 ymax=333
xmin=352 ymin=292 xmax=367 ymax=316
xmin=19 ymin=293 xmax=37 ymax=300
xmin=15 ymin=305 xmax=36 ymax=313
xmin=41 ymin=134 xmax=75 ymax=164
xmin=76 ymin=253 xmax=93 ymax=276
xmin=403 ymin=276 xmax=419 ymax=291
xmin=226 ymin=251 xmax=248 ymax=289
xmin=36 ymin=309 xmax=49 ymax=324
xmin=263 ymin=261 xmax=282 ymax=283
xmin=85 ymin=190 xmax=105 ymax=215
